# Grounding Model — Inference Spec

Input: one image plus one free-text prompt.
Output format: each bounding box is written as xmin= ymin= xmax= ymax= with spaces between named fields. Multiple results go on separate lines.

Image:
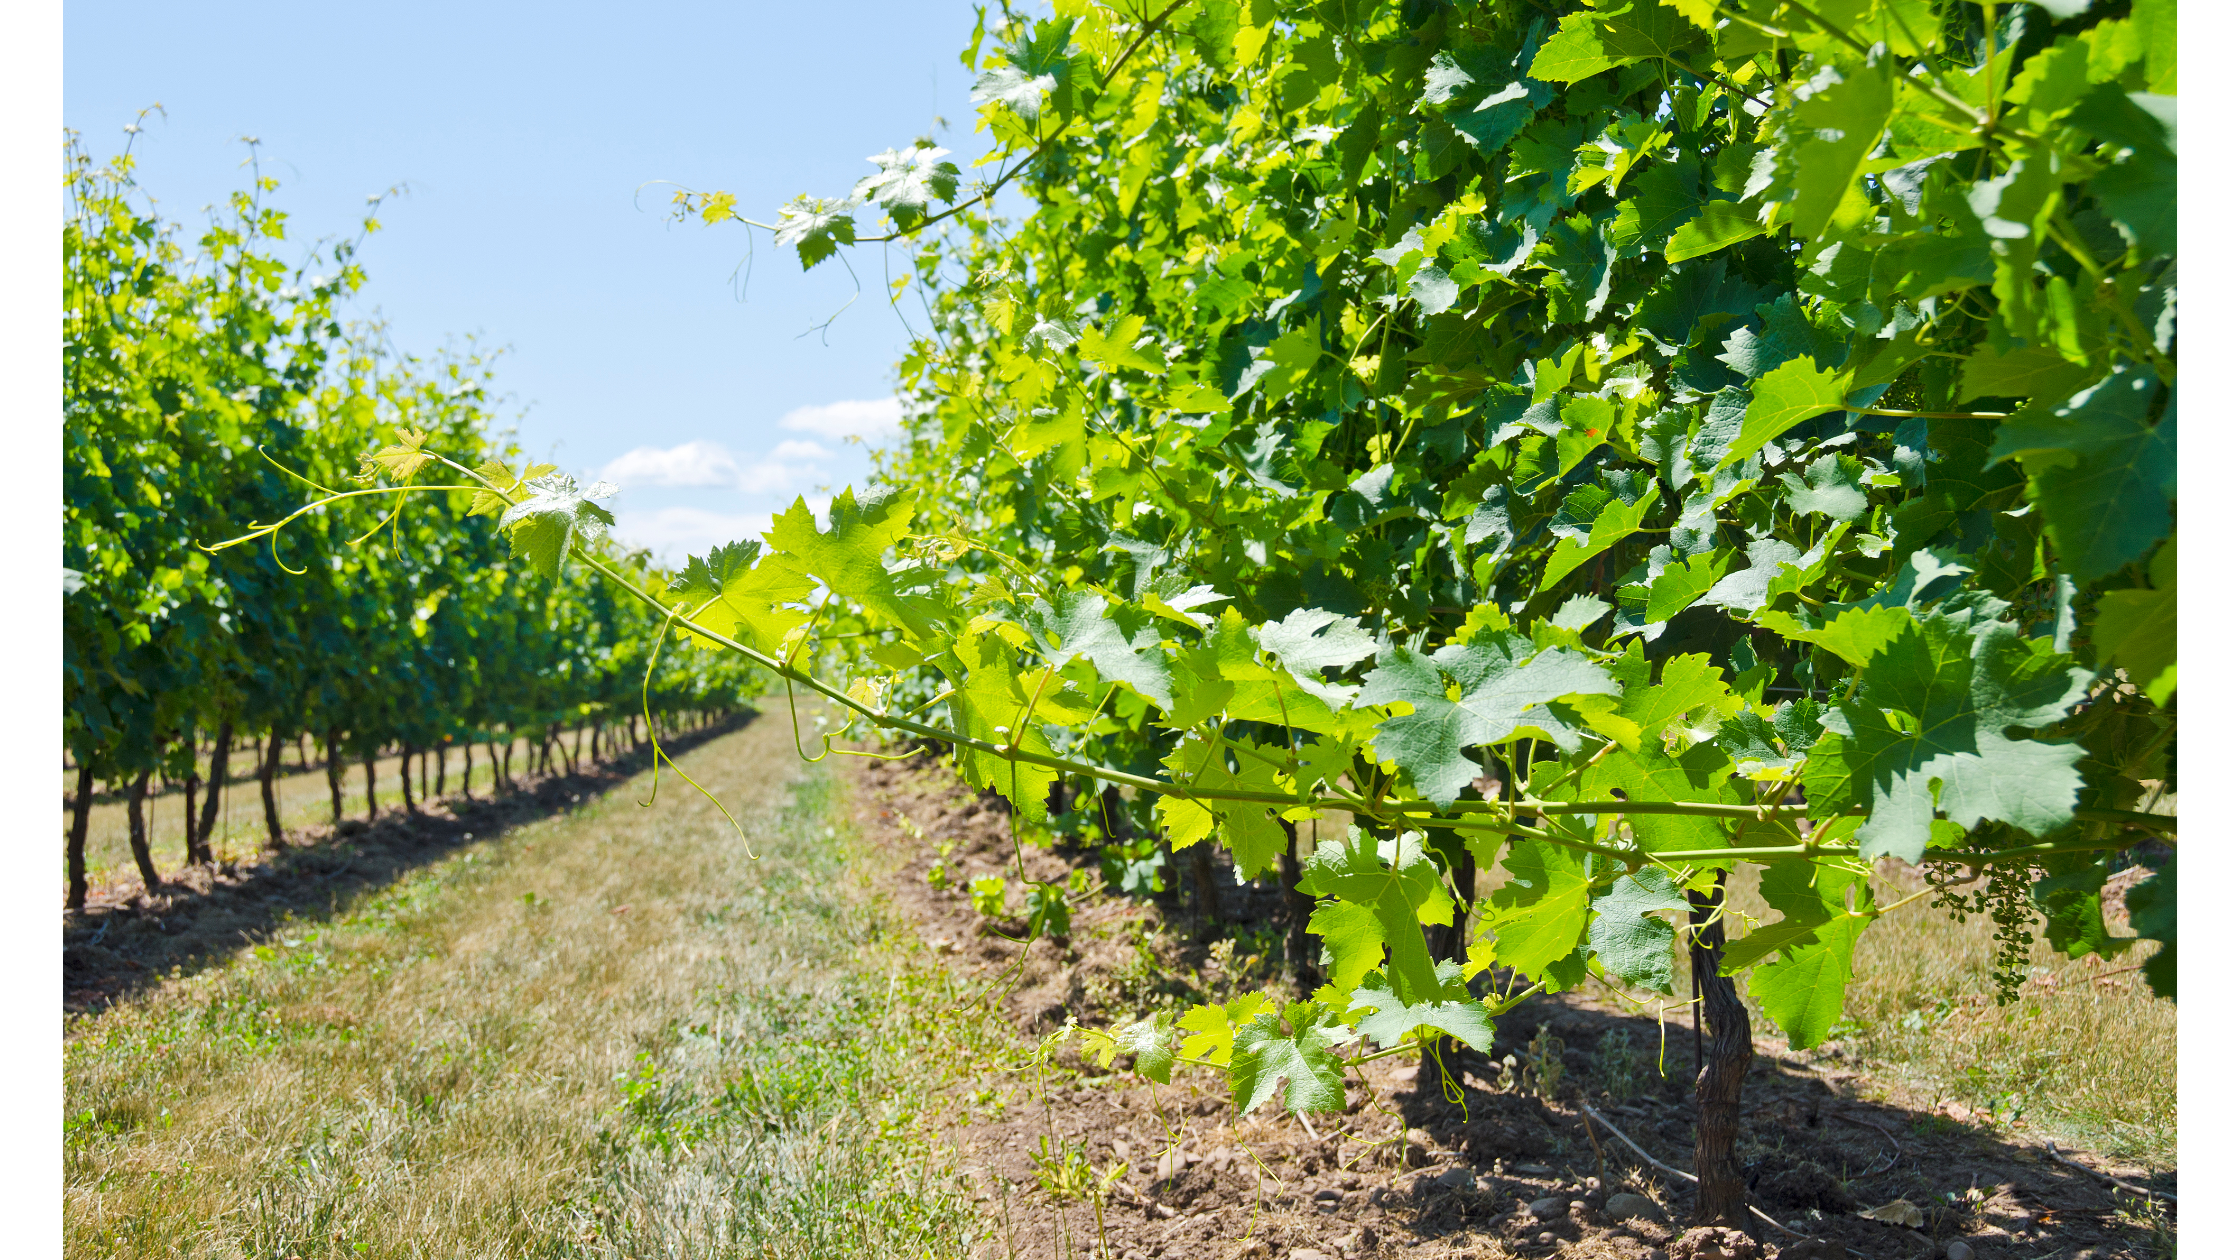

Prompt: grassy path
xmin=65 ymin=709 xmax=997 ymax=1259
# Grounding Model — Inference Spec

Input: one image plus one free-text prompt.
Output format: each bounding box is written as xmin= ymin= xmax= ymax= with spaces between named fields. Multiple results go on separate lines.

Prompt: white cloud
xmin=598 ymin=440 xmax=740 ymax=489
xmin=768 ymin=439 xmax=832 ymax=461
xmin=779 ymin=397 xmax=903 ymax=443
xmin=736 ymin=458 xmax=811 ymax=495
xmin=609 ymin=507 xmax=772 ymax=561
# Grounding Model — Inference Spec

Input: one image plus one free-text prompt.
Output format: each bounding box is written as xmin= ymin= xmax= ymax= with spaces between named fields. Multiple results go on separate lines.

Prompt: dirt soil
xmin=846 ymin=752 xmax=2178 ymax=1260
xmin=61 ymin=716 xmax=751 ymax=1016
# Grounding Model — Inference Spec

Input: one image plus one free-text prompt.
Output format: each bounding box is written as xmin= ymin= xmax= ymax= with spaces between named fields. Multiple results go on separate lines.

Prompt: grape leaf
xmin=1483 ymin=837 xmax=1593 ymax=980
xmin=497 ymin=473 xmax=617 ymax=580
xmin=2093 ymin=536 xmax=2174 ymax=704
xmin=1350 ymin=971 xmax=1494 ymax=1050
xmin=1298 ymin=830 xmax=1454 ymax=1004
xmin=1082 ymin=1012 xmax=1177 ymax=1083
xmin=667 ymin=538 xmax=815 ymax=653
xmin=1587 ymin=868 xmax=1690 ymax=992
xmin=1720 ymin=357 xmax=1851 ymax=472
xmin=773 ymin=195 xmax=858 ymax=269
xmin=369 ymin=427 xmax=434 ymax=481
xmin=853 ymin=145 xmax=960 ymax=227
xmin=1358 ymin=632 xmax=1619 ymax=807
xmin=1803 ymin=606 xmax=2094 ymax=862
xmin=2126 ymin=860 xmax=2175 ymax=998
xmin=767 ymin=488 xmax=933 ymax=636
xmin=1025 ymin=588 xmax=1174 ymax=707
xmin=1229 ymin=1001 xmax=1349 ymax=1114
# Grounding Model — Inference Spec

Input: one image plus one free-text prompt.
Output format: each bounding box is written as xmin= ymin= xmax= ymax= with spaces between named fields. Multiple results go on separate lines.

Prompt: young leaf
xmin=498 ymin=474 xmax=617 ymax=580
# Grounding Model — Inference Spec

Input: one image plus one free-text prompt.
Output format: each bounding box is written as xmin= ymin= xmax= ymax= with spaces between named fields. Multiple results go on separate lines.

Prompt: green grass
xmin=65 ymin=710 xmax=1009 ymax=1258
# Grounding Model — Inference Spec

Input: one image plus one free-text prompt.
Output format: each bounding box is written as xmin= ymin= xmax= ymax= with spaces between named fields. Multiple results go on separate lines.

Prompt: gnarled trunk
xmin=364 ymin=750 xmax=378 ymax=819
xmin=125 ymin=771 xmax=162 ymax=893
xmin=67 ymin=763 xmax=94 ymax=910
xmin=324 ymin=728 xmax=344 ymax=822
xmin=398 ymin=744 xmax=418 ymax=814
xmin=1689 ymin=873 xmax=1752 ymax=1228
xmin=258 ymin=730 xmax=287 ymax=851
xmin=196 ymin=720 xmax=232 ymax=853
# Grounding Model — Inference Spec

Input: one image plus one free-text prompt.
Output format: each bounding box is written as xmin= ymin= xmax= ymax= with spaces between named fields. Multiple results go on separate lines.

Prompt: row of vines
xmin=217 ymin=0 xmax=2178 ymax=1232
xmin=62 ymin=130 xmax=761 ymax=909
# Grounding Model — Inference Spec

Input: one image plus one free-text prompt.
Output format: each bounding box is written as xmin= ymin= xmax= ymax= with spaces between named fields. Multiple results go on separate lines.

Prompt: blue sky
xmin=65 ymin=0 xmax=1005 ymax=561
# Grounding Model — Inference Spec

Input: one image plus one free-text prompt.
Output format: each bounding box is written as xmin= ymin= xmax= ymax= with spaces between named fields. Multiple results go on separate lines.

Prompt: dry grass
xmin=1747 ymin=860 xmax=2178 ymax=1169
xmin=65 ymin=707 xmax=1003 ymax=1258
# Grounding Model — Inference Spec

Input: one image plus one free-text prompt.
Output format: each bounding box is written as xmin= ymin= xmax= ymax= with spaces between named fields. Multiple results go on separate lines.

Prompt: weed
xmin=1524 ymin=1024 xmax=1566 ymax=1099
xmin=970 ymin=874 xmax=1008 ymax=918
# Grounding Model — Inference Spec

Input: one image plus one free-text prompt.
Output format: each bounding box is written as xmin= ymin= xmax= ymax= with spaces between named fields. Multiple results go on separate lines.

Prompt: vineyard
xmin=66 ymin=0 xmax=2177 ymax=1257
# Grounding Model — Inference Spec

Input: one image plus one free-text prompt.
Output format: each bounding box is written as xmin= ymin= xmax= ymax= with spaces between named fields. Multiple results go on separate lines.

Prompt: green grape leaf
xmin=852 ymin=145 xmax=960 ymax=227
xmin=1176 ymin=994 xmax=1275 ymax=1067
xmin=1664 ymin=200 xmax=1766 ymax=263
xmin=943 ymin=631 xmax=1063 ymax=821
xmin=1802 ymin=607 xmax=2094 ymax=862
xmin=1077 ymin=312 xmax=1169 ymax=374
xmin=1748 ymin=907 xmax=1874 ymax=1049
xmin=2126 ymin=860 xmax=2175 ymax=998
xmin=773 ymin=195 xmax=858 ymax=269
xmin=1645 ymin=549 xmax=1732 ymax=623
xmin=1483 ymin=837 xmax=1593 ymax=981
xmin=1772 ymin=59 xmax=1892 ymax=243
xmin=767 ymin=488 xmax=933 ymax=636
xmin=1528 ymin=12 xmax=1618 ymax=84
xmin=1993 ymin=365 xmax=2174 ymax=582
xmin=369 ymin=427 xmax=434 ymax=481
xmin=667 ymin=538 xmax=816 ymax=654
xmin=1229 ymin=1002 xmax=1349 ymax=1114
xmin=1299 ymin=830 xmax=1453 ymax=1004
xmin=1024 ymin=589 xmax=1174 ymax=707
xmin=497 ymin=474 xmax=617 ymax=580
xmin=1778 ymin=453 xmax=1871 ymax=523
xmin=1539 ymin=487 xmax=1658 ymax=591
xmin=1082 ymin=1012 xmax=1177 ymax=1083
xmin=1587 ymin=868 xmax=1690 ymax=993
xmin=1720 ymin=357 xmax=1851 ymax=472
xmin=1255 ymin=607 xmax=1378 ymax=704
xmin=1350 ymin=971 xmax=1495 ymax=1050
xmin=1359 ymin=633 xmax=1619 ymax=807
xmin=2093 ymin=537 xmax=2174 ymax=704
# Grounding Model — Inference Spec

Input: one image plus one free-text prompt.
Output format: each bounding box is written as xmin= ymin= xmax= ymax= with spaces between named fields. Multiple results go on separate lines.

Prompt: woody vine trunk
xmin=1689 ymin=874 xmax=1751 ymax=1229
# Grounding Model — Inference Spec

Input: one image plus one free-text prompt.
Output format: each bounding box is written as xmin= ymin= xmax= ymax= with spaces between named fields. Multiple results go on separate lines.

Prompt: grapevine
xmin=221 ymin=0 xmax=2178 ymax=1230
xmin=63 ymin=127 xmax=761 ymax=906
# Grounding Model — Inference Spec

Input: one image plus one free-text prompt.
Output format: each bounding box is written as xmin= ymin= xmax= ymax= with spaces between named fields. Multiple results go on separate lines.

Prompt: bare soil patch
xmin=846 ymin=751 xmax=2177 ymax=1260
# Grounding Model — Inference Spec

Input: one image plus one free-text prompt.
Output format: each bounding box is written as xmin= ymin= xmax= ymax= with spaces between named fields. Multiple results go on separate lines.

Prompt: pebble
xmin=1288 ymin=1250 xmax=1333 ymax=1260
xmin=1530 ymin=1195 xmax=1568 ymax=1220
xmin=1436 ymin=1167 xmax=1475 ymax=1189
xmin=1946 ymin=1244 xmax=1975 ymax=1260
xmin=1605 ymin=1191 xmax=1665 ymax=1222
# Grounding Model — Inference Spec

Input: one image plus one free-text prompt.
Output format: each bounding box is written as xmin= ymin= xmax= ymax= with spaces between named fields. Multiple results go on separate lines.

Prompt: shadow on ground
xmin=61 ymin=712 xmax=757 ymax=1016
xmin=845 ymin=750 xmax=2179 ymax=1260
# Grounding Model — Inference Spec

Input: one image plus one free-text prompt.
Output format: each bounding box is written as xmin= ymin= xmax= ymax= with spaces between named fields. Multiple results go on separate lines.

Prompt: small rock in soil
xmin=1288 ymin=1250 xmax=1332 ymax=1260
xmin=1945 ymin=1244 xmax=1975 ymax=1260
xmin=1670 ymin=1225 xmax=1765 ymax=1260
xmin=1530 ymin=1195 xmax=1568 ymax=1219
xmin=1605 ymin=1191 xmax=1665 ymax=1222
xmin=1436 ymin=1167 xmax=1475 ymax=1189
